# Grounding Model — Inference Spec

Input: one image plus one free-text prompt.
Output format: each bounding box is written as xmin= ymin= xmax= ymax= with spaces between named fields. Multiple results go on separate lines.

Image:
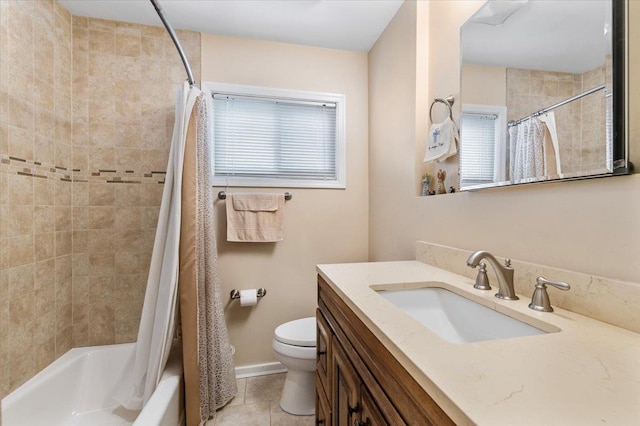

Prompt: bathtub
xmin=1 ymin=342 xmax=184 ymax=426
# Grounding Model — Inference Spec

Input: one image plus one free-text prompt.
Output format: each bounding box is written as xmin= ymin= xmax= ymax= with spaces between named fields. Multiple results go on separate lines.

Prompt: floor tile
xmin=210 ymin=373 xmax=315 ymax=425
xmin=214 ymin=400 xmax=270 ymax=426
xmin=244 ymin=373 xmax=286 ymax=404
xmin=269 ymin=400 xmax=315 ymax=426
xmin=227 ymin=377 xmax=247 ymax=407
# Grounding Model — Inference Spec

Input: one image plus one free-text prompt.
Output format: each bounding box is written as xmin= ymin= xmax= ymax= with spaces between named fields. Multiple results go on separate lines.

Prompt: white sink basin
xmin=377 ymin=287 xmax=550 ymax=344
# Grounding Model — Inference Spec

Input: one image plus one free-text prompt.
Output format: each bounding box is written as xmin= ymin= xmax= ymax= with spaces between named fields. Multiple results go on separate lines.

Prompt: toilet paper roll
xmin=240 ymin=289 xmax=258 ymax=307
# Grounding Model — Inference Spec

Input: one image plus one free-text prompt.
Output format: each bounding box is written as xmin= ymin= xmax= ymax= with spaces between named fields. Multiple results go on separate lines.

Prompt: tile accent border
xmin=0 ymin=155 xmax=166 ymax=185
xmin=416 ymin=241 xmax=640 ymax=334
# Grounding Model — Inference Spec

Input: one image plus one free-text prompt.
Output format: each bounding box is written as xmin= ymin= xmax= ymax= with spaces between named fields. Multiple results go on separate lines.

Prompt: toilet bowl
xmin=272 ymin=317 xmax=316 ymax=415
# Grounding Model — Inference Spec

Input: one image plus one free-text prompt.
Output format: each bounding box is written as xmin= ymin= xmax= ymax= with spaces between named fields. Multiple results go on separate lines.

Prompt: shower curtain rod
xmin=149 ymin=0 xmax=195 ymax=86
xmin=508 ymin=84 xmax=606 ymax=127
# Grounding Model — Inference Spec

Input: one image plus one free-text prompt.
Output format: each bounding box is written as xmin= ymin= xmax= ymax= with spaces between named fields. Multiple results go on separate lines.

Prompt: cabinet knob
xmin=317 ymin=350 xmax=327 ymax=356
xmin=348 ymin=404 xmax=360 ymax=415
xmin=316 ymin=419 xmax=324 ymax=425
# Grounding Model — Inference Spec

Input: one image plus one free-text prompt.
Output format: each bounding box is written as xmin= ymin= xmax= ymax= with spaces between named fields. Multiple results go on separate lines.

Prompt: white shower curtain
xmin=538 ymin=111 xmax=561 ymax=175
xmin=113 ymin=82 xmax=200 ymax=410
xmin=510 ymin=117 xmax=547 ymax=183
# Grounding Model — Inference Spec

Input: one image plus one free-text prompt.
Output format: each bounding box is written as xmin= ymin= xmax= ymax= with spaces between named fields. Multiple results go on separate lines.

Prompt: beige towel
xmin=226 ymin=193 xmax=285 ymax=242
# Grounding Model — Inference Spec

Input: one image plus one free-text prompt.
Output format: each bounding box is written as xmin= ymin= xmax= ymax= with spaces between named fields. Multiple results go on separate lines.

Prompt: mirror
xmin=459 ymin=0 xmax=628 ymax=191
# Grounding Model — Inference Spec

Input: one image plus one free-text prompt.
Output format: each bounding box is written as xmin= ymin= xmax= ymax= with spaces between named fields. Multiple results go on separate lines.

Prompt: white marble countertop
xmin=317 ymin=261 xmax=640 ymax=426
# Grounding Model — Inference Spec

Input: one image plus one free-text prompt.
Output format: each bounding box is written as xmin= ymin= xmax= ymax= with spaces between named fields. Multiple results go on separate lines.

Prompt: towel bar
xmin=218 ymin=191 xmax=292 ymax=201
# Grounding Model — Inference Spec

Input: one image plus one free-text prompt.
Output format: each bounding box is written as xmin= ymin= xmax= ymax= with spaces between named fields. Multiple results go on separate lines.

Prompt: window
xmin=203 ymin=82 xmax=346 ymax=188
xmin=459 ymin=104 xmax=507 ymax=187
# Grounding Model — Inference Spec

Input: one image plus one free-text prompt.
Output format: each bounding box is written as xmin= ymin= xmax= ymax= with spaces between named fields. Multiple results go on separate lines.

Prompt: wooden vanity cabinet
xmin=316 ymin=275 xmax=454 ymax=426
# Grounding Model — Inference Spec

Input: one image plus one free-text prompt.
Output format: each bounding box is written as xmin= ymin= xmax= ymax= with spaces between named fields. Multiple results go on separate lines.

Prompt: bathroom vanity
xmin=316 ymin=275 xmax=453 ymax=426
xmin=315 ymin=261 xmax=640 ymax=425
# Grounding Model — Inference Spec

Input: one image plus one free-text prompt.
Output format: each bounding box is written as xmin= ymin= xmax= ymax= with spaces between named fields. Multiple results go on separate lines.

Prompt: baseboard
xmin=235 ymin=362 xmax=287 ymax=379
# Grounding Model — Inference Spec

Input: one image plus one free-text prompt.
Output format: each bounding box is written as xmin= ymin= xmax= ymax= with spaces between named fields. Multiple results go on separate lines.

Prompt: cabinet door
xmin=359 ymin=385 xmax=387 ymax=426
xmin=317 ymin=309 xmax=332 ymax=395
xmin=316 ymin=376 xmax=332 ymax=426
xmin=331 ymin=336 xmax=361 ymax=426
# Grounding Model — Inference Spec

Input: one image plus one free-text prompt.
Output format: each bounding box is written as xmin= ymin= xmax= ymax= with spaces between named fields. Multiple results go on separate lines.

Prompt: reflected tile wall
xmin=506 ymin=65 xmax=608 ymax=175
xmin=0 ymin=0 xmax=73 ymax=398
xmin=70 ymin=17 xmax=200 ymax=347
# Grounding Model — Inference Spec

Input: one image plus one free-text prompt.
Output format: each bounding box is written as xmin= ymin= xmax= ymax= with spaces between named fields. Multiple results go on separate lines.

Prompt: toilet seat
xmin=274 ymin=317 xmax=316 ymax=347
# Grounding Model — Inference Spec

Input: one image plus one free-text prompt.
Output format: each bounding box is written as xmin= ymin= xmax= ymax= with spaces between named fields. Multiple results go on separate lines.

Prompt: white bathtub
xmin=1 ymin=343 xmax=184 ymax=426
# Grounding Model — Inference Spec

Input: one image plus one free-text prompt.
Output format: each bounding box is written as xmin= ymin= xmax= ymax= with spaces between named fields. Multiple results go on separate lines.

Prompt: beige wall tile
xmin=33 ymin=178 xmax=55 ymax=206
xmin=88 ymin=229 xmax=116 ymax=252
xmin=88 ymin=206 xmax=116 ymax=229
xmin=89 ymin=253 xmax=115 ymax=276
xmin=35 ymin=233 xmax=55 ymax=261
xmin=34 ymin=205 xmax=55 ymax=234
xmin=89 ymin=29 xmax=114 ymax=55
xmin=7 ymin=263 xmax=34 ymax=299
xmin=114 ymin=207 xmax=140 ymax=230
xmin=8 ymin=173 xmax=33 ymax=206
xmin=6 ymin=205 xmax=34 ymax=237
xmin=9 ymin=293 xmax=34 ymax=328
xmin=88 ymin=183 xmax=116 ymax=206
xmin=55 ymin=231 xmax=72 ymax=256
xmin=9 ymin=235 xmax=34 ymax=267
xmin=115 ymin=33 xmax=141 ymax=57
xmin=54 ymin=206 xmax=72 ymax=231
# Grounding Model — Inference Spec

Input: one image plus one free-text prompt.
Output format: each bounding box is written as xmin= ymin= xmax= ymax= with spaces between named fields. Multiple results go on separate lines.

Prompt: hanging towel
xmin=423 ymin=117 xmax=459 ymax=163
xmin=226 ymin=193 xmax=285 ymax=242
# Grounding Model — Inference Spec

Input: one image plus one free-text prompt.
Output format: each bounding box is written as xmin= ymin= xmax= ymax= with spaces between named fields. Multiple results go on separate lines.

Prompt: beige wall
xmin=460 ymin=64 xmax=506 ymax=106
xmin=369 ymin=1 xmax=640 ymax=288
xmin=201 ymin=34 xmax=369 ymax=366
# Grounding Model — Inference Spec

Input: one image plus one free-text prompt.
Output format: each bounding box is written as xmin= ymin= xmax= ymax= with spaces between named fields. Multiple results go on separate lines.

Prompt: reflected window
xmin=460 ymin=104 xmax=507 ymax=187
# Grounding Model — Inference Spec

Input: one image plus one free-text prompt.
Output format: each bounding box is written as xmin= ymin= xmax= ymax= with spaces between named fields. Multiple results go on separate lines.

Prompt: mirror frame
xmin=458 ymin=0 xmax=630 ymax=192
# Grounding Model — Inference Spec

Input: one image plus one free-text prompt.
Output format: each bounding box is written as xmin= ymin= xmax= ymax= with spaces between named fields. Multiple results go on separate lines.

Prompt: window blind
xmin=212 ymin=94 xmax=337 ymax=181
xmin=460 ymin=113 xmax=497 ymax=184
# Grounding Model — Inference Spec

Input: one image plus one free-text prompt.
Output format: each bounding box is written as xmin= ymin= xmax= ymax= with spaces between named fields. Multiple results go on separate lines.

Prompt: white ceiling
xmin=58 ymin=0 xmax=404 ymax=52
xmin=462 ymin=0 xmax=611 ymax=74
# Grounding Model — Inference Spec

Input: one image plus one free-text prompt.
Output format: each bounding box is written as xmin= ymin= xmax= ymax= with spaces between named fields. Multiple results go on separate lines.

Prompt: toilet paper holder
xmin=230 ymin=288 xmax=267 ymax=300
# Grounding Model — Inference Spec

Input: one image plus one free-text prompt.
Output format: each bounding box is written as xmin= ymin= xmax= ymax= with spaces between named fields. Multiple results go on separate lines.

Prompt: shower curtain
xmin=114 ymin=82 xmax=236 ymax=425
xmin=180 ymin=91 xmax=237 ymax=425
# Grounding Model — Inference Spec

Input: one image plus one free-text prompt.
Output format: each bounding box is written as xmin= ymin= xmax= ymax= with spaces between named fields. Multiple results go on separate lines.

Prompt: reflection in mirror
xmin=459 ymin=0 xmax=627 ymax=191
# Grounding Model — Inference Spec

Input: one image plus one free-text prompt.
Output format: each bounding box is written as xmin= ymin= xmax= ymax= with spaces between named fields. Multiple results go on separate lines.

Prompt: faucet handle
xmin=528 ymin=276 xmax=570 ymax=312
xmin=473 ymin=262 xmax=491 ymax=291
xmin=536 ymin=276 xmax=570 ymax=291
xmin=504 ymin=258 xmax=512 ymax=268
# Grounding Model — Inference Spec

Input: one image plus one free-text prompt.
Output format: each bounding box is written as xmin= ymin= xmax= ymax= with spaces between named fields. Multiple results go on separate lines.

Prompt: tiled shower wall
xmin=0 ymin=0 xmax=73 ymax=397
xmin=0 ymin=0 xmax=200 ymax=398
xmin=70 ymin=17 xmax=200 ymax=347
xmin=506 ymin=64 xmax=608 ymax=174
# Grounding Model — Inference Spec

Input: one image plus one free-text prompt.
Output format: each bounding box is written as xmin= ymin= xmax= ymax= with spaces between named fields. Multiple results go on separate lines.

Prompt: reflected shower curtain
xmin=180 ymin=91 xmax=237 ymax=425
xmin=510 ymin=118 xmax=546 ymax=183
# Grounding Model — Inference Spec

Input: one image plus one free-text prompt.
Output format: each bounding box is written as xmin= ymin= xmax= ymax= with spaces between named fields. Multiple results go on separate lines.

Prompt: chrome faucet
xmin=466 ymin=250 xmax=519 ymax=300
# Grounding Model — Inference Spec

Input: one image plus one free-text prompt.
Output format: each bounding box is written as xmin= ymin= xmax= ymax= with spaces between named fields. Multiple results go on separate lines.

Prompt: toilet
xmin=272 ymin=317 xmax=317 ymax=415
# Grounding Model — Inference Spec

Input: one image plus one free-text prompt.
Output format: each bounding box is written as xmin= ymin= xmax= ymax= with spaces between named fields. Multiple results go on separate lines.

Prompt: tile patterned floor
xmin=206 ymin=373 xmax=315 ymax=426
